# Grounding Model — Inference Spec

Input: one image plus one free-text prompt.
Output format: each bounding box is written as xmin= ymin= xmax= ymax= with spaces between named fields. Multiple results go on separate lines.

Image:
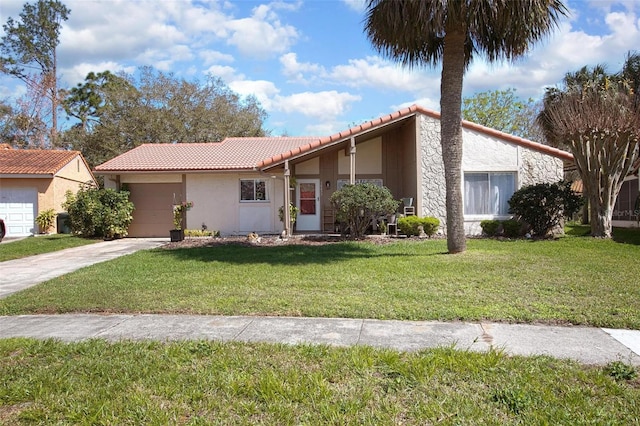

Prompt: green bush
xmin=398 ymin=216 xmax=440 ymax=237
xmin=63 ymin=186 xmax=135 ymax=239
xmin=508 ymin=181 xmax=583 ymax=238
xmin=330 ymin=184 xmax=398 ymax=238
xmin=185 ymin=229 xmax=219 ymax=237
xmin=480 ymin=220 xmax=501 ymax=237
xmin=502 ymin=219 xmax=523 ymax=238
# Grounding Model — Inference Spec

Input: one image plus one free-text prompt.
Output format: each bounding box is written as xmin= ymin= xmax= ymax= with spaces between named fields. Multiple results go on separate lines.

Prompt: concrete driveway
xmin=0 ymin=238 xmax=168 ymax=298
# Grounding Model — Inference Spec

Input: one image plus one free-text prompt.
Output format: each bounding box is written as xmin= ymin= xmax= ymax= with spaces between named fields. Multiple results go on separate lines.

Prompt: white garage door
xmin=0 ymin=187 xmax=37 ymax=237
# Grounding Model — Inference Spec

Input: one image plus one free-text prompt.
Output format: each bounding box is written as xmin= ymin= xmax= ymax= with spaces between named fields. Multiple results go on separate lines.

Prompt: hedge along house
xmin=94 ymin=105 xmax=573 ymax=237
xmin=0 ymin=144 xmax=96 ymax=236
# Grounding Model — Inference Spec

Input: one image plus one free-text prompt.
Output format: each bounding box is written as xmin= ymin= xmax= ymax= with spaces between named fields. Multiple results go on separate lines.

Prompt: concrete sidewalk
xmin=1 ymin=238 xmax=639 ymax=366
xmin=0 ymin=314 xmax=639 ymax=366
xmin=0 ymin=238 xmax=168 ymax=298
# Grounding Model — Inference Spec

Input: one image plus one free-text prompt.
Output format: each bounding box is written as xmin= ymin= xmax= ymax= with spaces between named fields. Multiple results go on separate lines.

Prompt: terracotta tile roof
xmin=95 ymin=104 xmax=573 ymax=174
xmin=257 ymin=104 xmax=574 ymax=169
xmin=0 ymin=149 xmax=83 ymax=175
xmin=94 ymin=138 xmax=318 ymax=172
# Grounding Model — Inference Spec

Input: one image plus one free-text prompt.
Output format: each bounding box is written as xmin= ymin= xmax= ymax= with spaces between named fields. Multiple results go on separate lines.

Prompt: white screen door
xmin=296 ymin=179 xmax=320 ymax=231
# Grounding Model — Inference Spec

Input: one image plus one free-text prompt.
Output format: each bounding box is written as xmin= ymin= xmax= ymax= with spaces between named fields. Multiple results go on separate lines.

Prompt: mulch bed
xmin=161 ymin=234 xmax=408 ymax=250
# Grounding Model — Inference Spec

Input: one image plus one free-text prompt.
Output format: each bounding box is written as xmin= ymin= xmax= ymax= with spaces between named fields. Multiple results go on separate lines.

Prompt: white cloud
xmin=225 ymin=4 xmax=299 ymax=58
xmin=462 ymin=8 xmax=640 ymax=100
xmin=228 ymin=79 xmax=280 ymax=110
xmin=341 ymin=0 xmax=366 ymax=13
xmin=280 ymin=53 xmax=325 ymax=83
xmin=274 ymin=90 xmax=361 ymax=120
xmin=60 ymin=62 xmax=135 ymax=87
xmin=328 ymin=56 xmax=435 ymax=93
xmin=199 ymin=50 xmax=235 ymax=66
xmin=205 ymin=65 xmax=240 ymax=82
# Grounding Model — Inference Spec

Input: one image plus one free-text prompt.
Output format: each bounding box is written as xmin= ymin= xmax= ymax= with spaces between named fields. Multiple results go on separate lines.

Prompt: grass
xmin=1 ymin=226 xmax=639 ymax=423
xmin=0 ymin=338 xmax=638 ymax=425
xmin=1 ymin=225 xmax=640 ymax=329
xmin=0 ymin=234 xmax=99 ymax=262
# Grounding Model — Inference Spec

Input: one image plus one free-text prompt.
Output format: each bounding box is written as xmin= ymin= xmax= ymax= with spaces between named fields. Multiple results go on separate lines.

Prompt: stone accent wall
xmin=419 ymin=115 xmax=447 ymax=227
xmin=520 ymin=148 xmax=564 ymax=186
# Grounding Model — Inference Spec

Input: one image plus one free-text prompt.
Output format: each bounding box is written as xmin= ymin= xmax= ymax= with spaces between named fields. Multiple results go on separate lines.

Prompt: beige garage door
xmin=127 ymin=183 xmax=183 ymax=237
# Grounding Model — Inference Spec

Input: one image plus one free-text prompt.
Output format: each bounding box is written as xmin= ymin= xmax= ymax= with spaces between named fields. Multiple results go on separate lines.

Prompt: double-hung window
xmin=464 ymin=172 xmax=516 ymax=216
xmin=240 ymin=179 xmax=268 ymax=202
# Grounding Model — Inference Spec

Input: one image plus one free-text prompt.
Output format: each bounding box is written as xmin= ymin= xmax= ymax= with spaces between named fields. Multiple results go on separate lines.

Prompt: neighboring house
xmin=0 ymin=144 xmax=96 ymax=236
xmin=612 ymin=161 xmax=639 ymax=228
xmin=94 ymin=105 xmax=572 ymax=237
xmin=568 ymin=161 xmax=639 ymax=228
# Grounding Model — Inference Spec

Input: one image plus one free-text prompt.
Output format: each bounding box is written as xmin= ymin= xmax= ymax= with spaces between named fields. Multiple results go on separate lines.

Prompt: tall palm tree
xmin=364 ymin=0 xmax=567 ymax=253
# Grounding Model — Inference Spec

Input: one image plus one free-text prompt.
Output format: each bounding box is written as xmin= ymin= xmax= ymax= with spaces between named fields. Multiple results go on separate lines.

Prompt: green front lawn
xmin=0 ymin=234 xmax=100 ymax=262
xmin=1 ymin=338 xmax=638 ymax=425
xmin=2 ymin=227 xmax=639 ymax=329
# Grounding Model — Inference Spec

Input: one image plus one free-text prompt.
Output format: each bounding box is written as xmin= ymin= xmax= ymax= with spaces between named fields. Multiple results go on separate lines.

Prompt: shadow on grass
xmin=565 ymin=224 xmax=640 ymax=245
xmin=155 ymin=240 xmax=429 ymax=265
xmin=613 ymin=227 xmax=640 ymax=245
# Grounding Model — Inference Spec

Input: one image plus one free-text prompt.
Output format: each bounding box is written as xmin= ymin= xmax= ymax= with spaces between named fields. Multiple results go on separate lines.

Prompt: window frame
xmin=463 ymin=171 xmax=517 ymax=218
xmin=239 ymin=179 xmax=269 ymax=202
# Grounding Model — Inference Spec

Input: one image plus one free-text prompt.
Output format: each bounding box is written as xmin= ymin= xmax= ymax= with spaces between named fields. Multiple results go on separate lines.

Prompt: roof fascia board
xmin=0 ymin=174 xmax=53 ymax=179
xmin=260 ymin=113 xmax=417 ymax=171
xmin=94 ymin=168 xmax=259 ymax=175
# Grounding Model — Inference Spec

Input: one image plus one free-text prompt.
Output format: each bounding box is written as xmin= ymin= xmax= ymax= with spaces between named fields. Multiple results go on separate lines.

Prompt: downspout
xmin=283 ymin=160 xmax=291 ymax=236
xmin=349 ymin=137 xmax=356 ymax=184
xmin=256 ymin=164 xmax=292 ymax=237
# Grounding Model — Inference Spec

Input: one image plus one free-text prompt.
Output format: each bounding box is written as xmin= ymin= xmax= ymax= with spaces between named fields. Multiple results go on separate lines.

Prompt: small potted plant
xmin=278 ymin=202 xmax=300 ymax=228
xmin=171 ymin=201 xmax=193 ymax=242
xmin=35 ymin=209 xmax=57 ymax=234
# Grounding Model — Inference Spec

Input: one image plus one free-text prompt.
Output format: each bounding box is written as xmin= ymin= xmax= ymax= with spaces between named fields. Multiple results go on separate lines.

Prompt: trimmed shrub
xmin=480 ymin=220 xmax=501 ymax=237
xmin=501 ymin=219 xmax=523 ymax=238
xmin=185 ymin=229 xmax=218 ymax=237
xmin=63 ymin=186 xmax=135 ymax=239
xmin=398 ymin=216 xmax=440 ymax=237
xmin=330 ymin=184 xmax=399 ymax=238
xmin=508 ymin=181 xmax=583 ymax=237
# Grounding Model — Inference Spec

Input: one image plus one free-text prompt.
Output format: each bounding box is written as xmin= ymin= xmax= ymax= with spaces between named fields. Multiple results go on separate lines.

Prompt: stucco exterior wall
xmin=418 ymin=114 xmax=565 ymax=236
xmin=53 ymin=156 xmax=95 ymax=215
xmin=419 ymin=115 xmax=447 ymax=227
xmin=519 ymin=148 xmax=564 ymax=186
xmin=186 ymin=172 xmax=285 ymax=236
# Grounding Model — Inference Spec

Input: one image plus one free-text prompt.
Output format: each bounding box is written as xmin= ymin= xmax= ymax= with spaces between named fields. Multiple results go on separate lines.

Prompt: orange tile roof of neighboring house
xmin=94 ymin=138 xmax=319 ymax=172
xmin=257 ymin=104 xmax=574 ymax=169
xmin=0 ymin=148 xmax=83 ymax=175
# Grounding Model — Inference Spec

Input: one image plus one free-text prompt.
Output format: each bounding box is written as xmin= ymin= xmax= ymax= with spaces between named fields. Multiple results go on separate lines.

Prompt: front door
xmin=296 ymin=179 xmax=320 ymax=231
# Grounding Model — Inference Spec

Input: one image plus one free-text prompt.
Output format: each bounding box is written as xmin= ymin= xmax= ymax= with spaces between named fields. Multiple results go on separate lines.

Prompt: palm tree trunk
xmin=440 ymin=28 xmax=467 ymax=254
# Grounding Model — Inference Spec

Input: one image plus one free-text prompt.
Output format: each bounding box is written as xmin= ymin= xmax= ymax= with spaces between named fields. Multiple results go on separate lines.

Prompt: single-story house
xmin=0 ymin=144 xmax=96 ymax=236
xmin=94 ymin=105 xmax=573 ymax=237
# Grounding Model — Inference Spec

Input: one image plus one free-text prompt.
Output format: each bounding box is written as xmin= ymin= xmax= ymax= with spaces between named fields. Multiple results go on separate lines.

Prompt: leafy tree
xmin=61 ymin=67 xmax=268 ymax=167
xmin=538 ymin=53 xmax=640 ymax=238
xmin=330 ymin=184 xmax=398 ymax=238
xmin=62 ymin=70 xmax=135 ymax=132
xmin=508 ymin=181 xmax=583 ymax=237
xmin=462 ymin=88 xmax=542 ymax=140
xmin=364 ymin=0 xmax=567 ymax=254
xmin=0 ymin=0 xmax=70 ymax=146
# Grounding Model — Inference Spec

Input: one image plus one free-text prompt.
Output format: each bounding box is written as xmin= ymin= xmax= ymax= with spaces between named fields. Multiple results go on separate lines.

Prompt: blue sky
xmin=2 ymin=0 xmax=640 ymax=138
